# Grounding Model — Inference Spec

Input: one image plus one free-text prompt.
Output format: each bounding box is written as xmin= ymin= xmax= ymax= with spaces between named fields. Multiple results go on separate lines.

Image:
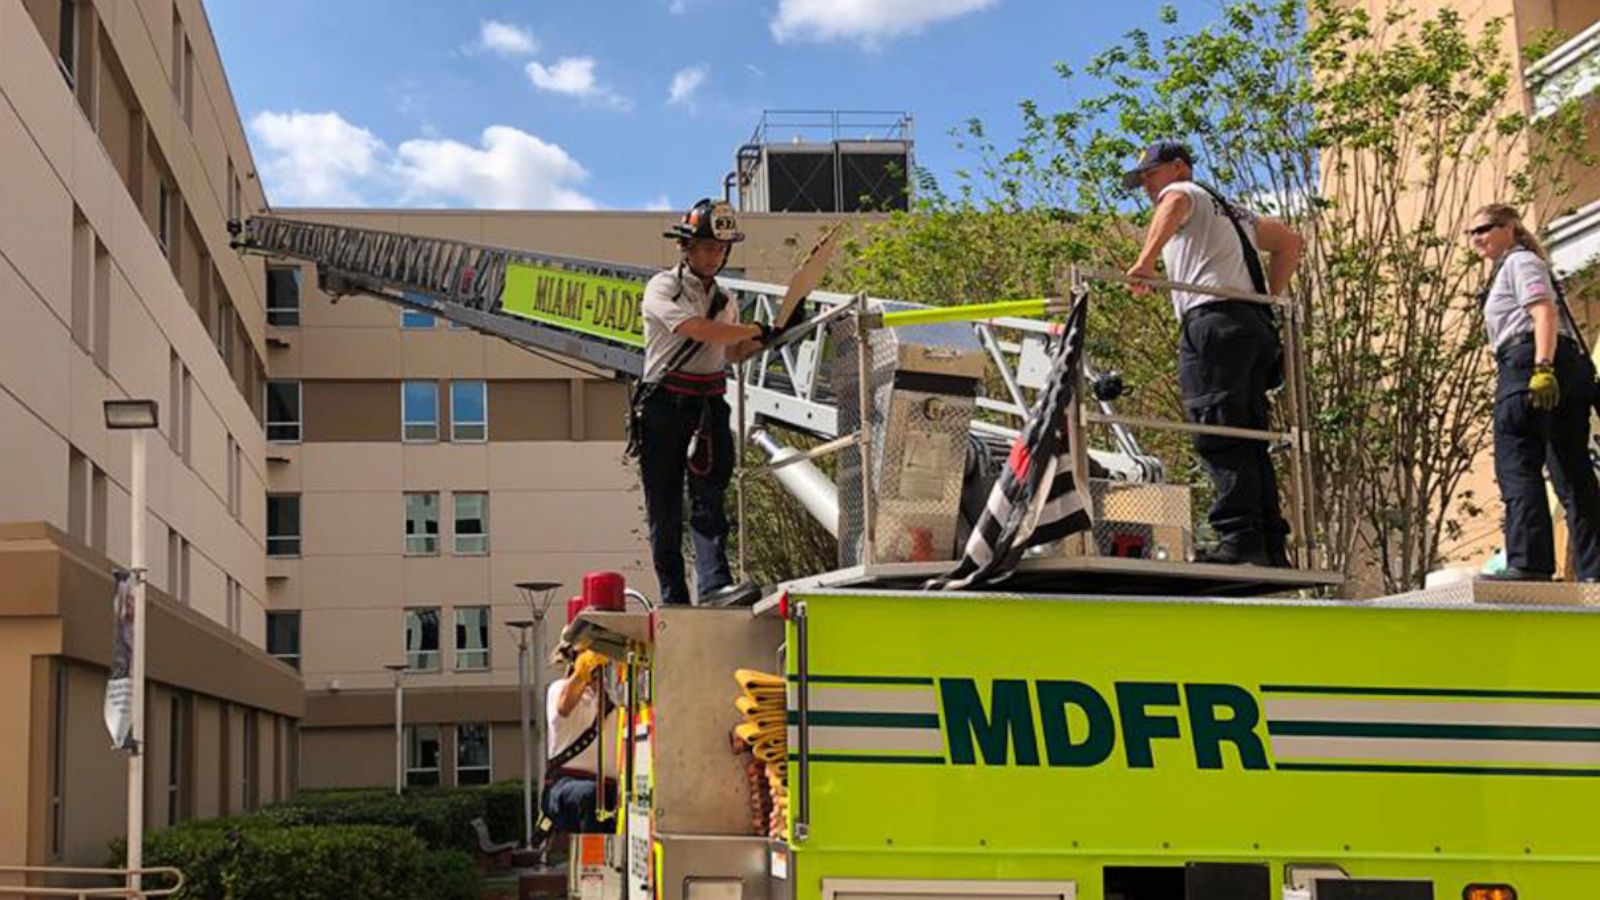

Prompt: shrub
xmin=413 ymin=849 xmax=480 ymax=900
xmin=267 ymin=789 xmax=484 ymax=852
xmin=466 ymin=781 xmax=532 ymax=845
xmin=112 ymin=823 xmax=423 ymax=900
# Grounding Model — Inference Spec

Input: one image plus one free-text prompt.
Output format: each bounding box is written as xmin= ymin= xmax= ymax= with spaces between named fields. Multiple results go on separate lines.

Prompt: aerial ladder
xmin=229 ymin=214 xmax=1238 ymax=589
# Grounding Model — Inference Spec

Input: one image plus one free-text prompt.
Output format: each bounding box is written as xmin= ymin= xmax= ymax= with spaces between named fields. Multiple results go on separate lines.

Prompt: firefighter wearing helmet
xmin=632 ymin=198 xmax=779 ymax=606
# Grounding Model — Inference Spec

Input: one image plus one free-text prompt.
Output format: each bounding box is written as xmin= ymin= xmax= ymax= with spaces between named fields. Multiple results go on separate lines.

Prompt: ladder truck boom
xmin=230 ymin=213 xmax=1164 ymax=483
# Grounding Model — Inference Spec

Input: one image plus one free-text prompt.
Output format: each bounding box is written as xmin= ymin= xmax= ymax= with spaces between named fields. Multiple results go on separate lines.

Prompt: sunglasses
xmin=1466 ymin=222 xmax=1502 ymax=237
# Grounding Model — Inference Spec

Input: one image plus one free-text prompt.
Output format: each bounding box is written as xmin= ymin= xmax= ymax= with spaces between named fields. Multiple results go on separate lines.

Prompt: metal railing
xmin=733 ymin=265 xmax=1321 ymax=575
xmin=0 ymin=866 xmax=184 ymax=899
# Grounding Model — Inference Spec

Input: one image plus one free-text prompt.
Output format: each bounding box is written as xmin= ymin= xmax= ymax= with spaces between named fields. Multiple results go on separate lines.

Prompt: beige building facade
xmin=265 ymin=208 xmax=846 ymax=792
xmin=2 ymin=0 xmax=300 ymax=876
xmin=1 ymin=0 xmax=852 ymax=873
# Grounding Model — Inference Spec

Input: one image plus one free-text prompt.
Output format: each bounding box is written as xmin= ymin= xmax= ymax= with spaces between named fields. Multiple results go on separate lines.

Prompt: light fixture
xmin=104 ymin=399 xmax=160 ymax=430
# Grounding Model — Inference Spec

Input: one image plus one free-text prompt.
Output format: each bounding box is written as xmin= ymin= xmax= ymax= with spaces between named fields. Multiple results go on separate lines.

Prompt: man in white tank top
xmin=1122 ymin=142 xmax=1305 ymax=567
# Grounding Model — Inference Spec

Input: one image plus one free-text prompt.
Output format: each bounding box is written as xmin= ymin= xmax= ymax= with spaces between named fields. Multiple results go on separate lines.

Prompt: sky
xmin=207 ymin=0 xmax=1187 ymax=213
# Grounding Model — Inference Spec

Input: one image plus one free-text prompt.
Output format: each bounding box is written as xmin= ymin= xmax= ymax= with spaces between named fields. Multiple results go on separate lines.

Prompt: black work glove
xmin=755 ymin=322 xmax=787 ymax=346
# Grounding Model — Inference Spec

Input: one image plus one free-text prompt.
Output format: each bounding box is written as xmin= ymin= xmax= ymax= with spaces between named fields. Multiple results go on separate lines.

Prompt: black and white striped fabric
xmin=929 ymin=291 xmax=1092 ymax=590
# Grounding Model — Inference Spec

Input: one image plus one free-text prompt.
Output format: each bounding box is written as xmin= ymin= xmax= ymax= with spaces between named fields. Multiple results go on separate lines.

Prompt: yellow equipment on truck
xmin=234 ymin=214 xmax=1596 ymax=900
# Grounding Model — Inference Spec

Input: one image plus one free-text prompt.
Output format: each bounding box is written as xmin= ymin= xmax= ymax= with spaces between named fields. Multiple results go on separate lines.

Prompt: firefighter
xmin=1122 ymin=141 xmax=1305 ymax=567
xmin=543 ymin=644 xmax=618 ymax=832
xmin=635 ymin=198 xmax=778 ymax=605
xmin=1470 ymin=203 xmax=1600 ymax=582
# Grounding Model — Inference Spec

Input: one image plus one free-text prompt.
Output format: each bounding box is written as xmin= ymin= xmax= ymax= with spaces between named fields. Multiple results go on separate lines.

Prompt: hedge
xmin=111 ymin=824 xmax=425 ymax=900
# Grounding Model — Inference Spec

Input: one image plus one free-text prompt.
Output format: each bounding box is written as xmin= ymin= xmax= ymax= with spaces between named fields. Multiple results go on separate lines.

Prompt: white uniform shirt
xmin=1158 ymin=180 xmax=1262 ymax=320
xmin=641 ymin=264 xmax=740 ymax=383
xmin=546 ymin=677 xmax=618 ymax=776
xmin=1482 ymin=248 xmax=1571 ymax=353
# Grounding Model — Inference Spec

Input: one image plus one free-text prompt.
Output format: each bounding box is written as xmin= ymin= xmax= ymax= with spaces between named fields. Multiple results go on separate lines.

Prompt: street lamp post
xmin=513 ymin=581 xmax=560 ymax=849
xmin=505 ymin=619 xmax=535 ymax=848
xmin=105 ymin=399 xmax=158 ymax=894
xmin=384 ymin=663 xmax=408 ymax=796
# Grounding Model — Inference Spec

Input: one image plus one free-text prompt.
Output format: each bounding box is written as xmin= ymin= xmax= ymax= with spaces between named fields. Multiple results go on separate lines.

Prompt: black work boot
xmin=699 ymin=581 xmax=762 ymax=607
xmin=1478 ymin=567 xmax=1552 ymax=582
xmin=1194 ymin=543 xmax=1272 ymax=567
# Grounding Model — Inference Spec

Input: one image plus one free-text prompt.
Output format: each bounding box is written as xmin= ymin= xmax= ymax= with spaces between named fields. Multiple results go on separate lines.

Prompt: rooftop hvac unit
xmin=732 ymin=111 xmax=913 ymax=213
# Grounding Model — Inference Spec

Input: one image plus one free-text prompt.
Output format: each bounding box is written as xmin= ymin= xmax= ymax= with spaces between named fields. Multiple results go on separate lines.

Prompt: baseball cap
xmin=1121 ymin=141 xmax=1194 ymax=189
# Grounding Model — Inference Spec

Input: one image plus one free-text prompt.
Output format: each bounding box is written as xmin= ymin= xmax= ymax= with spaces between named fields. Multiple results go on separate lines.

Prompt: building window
xmin=456 ymin=724 xmax=491 ymax=786
xmin=49 ymin=661 xmax=67 ymax=859
xmin=401 ymin=309 xmax=435 ymax=329
xmin=242 ymin=710 xmax=259 ymax=812
xmin=454 ymin=607 xmax=489 ymax=671
xmin=158 ymin=181 xmax=175 ymax=256
xmin=404 ymin=725 xmax=441 ymax=787
xmin=226 ymin=435 xmax=241 ymax=519
xmin=452 ymin=493 xmax=488 ymax=555
xmin=267 ymin=611 xmax=300 ymax=670
xmin=404 ymin=607 xmax=440 ymax=671
xmin=166 ymin=692 xmax=190 ymax=825
xmin=181 ymin=39 xmax=194 ymax=126
xmin=57 ymin=0 xmax=76 ymax=84
xmin=402 ymin=381 xmax=439 ymax=442
xmin=216 ymin=291 xmax=235 ymax=367
xmin=450 ymin=381 xmax=487 ymax=442
xmin=226 ymin=579 xmax=242 ymax=634
xmin=265 ymin=380 xmax=301 ymax=442
xmin=266 ymin=267 xmax=301 ymax=326
xmin=405 ymin=492 xmax=440 ymax=555
xmin=267 ymin=494 xmax=301 ymax=557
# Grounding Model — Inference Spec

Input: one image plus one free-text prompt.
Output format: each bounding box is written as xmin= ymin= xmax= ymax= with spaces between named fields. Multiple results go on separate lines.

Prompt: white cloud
xmin=477 ymin=20 xmax=538 ymax=56
xmin=527 ymin=57 xmax=597 ymax=94
xmin=394 ymin=126 xmax=596 ymax=210
xmin=249 ymin=111 xmax=384 ymax=206
xmin=668 ymin=0 xmax=686 ymax=13
xmin=770 ymin=0 xmax=999 ymax=46
xmin=745 ymin=63 xmax=767 ymax=78
xmin=526 ymin=57 xmax=632 ymax=108
xmin=668 ymin=65 xmax=707 ymax=107
xmin=645 ymin=194 xmax=673 ymax=211
xmin=248 ymin=111 xmax=596 ymax=210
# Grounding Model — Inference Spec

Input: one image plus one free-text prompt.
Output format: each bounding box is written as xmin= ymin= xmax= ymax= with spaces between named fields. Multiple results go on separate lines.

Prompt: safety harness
xmin=625 ymin=264 xmax=731 ymax=475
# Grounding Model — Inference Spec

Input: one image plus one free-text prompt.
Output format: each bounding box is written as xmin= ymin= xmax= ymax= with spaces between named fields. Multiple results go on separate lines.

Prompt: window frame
xmin=453 ymin=606 xmax=490 ymax=671
xmin=404 ymin=606 xmax=441 ymax=672
xmin=264 ymin=380 xmax=302 ymax=443
xmin=57 ymin=0 xmax=77 ymax=85
xmin=401 ymin=381 xmax=440 ymax=443
xmin=404 ymin=724 xmax=442 ymax=787
xmin=265 ymin=266 xmax=301 ymax=326
xmin=449 ymin=380 xmax=488 ymax=443
xmin=157 ymin=181 xmax=175 ymax=256
xmin=455 ymin=723 xmax=491 ymax=786
xmin=404 ymin=491 xmax=440 ymax=556
xmin=266 ymin=493 xmax=301 ymax=558
xmin=452 ymin=492 xmax=489 ymax=556
xmin=266 ymin=610 xmax=301 ymax=670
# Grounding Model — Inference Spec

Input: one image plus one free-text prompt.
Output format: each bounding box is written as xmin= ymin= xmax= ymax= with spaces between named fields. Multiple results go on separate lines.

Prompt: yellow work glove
xmin=573 ymin=650 xmax=606 ymax=683
xmin=1529 ymin=364 xmax=1560 ymax=411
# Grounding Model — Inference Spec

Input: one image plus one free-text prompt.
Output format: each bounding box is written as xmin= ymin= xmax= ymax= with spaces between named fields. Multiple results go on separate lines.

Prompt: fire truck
xmin=233 ymin=215 xmax=1589 ymax=900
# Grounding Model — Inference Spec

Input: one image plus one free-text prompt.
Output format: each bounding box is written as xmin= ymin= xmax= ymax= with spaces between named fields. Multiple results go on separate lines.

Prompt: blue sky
xmin=208 ymin=0 xmax=1184 ymax=212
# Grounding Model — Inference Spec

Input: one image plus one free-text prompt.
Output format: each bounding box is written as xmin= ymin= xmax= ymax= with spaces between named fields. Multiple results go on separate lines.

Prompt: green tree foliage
xmin=814 ymin=0 xmax=1592 ymax=591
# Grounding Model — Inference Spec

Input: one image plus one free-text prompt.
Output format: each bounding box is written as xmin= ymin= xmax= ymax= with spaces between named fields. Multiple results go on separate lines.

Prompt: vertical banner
xmin=104 ymin=569 xmax=136 ymax=751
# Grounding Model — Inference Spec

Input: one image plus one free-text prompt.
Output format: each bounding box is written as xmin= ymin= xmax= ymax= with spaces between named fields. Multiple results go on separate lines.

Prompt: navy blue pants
xmin=1493 ymin=339 xmax=1600 ymax=579
xmin=638 ymin=391 xmax=735 ymax=605
xmin=1178 ymin=302 xmax=1289 ymax=556
xmin=542 ymin=776 xmax=614 ymax=833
